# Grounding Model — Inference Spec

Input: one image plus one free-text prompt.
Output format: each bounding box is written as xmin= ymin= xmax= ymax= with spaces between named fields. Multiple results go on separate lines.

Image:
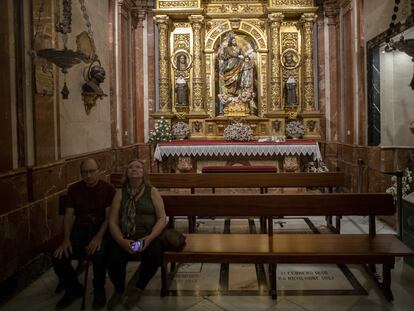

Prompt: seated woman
xmin=107 ymin=159 xmax=167 ymax=310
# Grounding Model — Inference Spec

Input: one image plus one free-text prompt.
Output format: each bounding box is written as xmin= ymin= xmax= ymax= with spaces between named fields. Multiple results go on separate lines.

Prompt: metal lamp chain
xmin=79 ymin=0 xmax=97 ymax=58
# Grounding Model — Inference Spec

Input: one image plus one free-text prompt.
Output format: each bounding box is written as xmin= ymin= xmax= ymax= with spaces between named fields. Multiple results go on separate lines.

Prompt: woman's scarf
xmin=120 ymin=184 xmax=144 ymax=239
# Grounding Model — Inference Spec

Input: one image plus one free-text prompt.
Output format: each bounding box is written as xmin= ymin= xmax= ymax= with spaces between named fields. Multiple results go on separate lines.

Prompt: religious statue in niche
xmin=284 ymin=75 xmax=297 ymax=106
xmin=175 ymin=74 xmax=188 ymax=106
xmin=215 ymin=32 xmax=258 ymax=116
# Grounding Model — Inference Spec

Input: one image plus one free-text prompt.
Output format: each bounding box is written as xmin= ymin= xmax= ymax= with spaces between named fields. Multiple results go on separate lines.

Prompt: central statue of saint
xmin=220 ymin=34 xmax=244 ymax=96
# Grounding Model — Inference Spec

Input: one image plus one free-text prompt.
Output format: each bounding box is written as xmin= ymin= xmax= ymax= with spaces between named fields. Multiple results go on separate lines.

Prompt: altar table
xmin=154 ymin=140 xmax=322 ymax=162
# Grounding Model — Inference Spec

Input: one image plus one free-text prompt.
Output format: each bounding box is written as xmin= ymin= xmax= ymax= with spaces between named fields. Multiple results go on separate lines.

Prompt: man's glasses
xmin=81 ymin=169 xmax=98 ymax=176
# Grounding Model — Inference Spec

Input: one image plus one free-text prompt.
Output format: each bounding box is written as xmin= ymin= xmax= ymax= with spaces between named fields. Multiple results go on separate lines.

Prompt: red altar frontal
xmin=154 ymin=140 xmax=322 ymax=173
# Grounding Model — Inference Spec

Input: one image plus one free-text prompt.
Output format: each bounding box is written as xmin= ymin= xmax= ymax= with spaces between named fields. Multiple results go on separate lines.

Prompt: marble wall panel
xmin=353 ymin=146 xmax=368 ymax=164
xmin=0 ymin=0 xmax=13 ymax=171
xmin=27 ymin=197 xmax=62 ymax=255
xmin=113 ymin=146 xmax=139 ymax=172
xmin=146 ymin=11 xmax=156 ymax=134
xmin=325 ymin=142 xmax=338 ymax=158
xmin=380 ymin=149 xmax=396 ymax=172
xmin=0 ymin=170 xmax=29 ymax=215
xmin=0 ymin=208 xmax=30 ymax=282
xmin=367 ymin=168 xmax=388 ymax=192
xmin=394 ymin=149 xmax=413 ymax=170
xmin=33 ymin=94 xmax=56 ymax=165
xmin=341 ymin=144 xmax=354 ymax=164
xmin=367 ymin=147 xmax=381 ymax=171
xmin=137 ymin=143 xmax=151 ymax=162
xmin=31 ymin=162 xmax=66 ymax=201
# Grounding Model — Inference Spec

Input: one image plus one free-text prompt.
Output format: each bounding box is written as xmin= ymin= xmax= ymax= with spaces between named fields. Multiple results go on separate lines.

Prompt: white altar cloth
xmin=154 ymin=140 xmax=322 ymax=161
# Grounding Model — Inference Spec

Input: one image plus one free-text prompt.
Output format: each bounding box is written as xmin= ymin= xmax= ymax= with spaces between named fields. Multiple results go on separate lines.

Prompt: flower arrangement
xmin=304 ymin=161 xmax=329 ymax=173
xmin=171 ymin=121 xmax=190 ymax=139
xmin=285 ymin=120 xmax=305 ymax=138
xmin=386 ymin=167 xmax=413 ymax=203
xmin=148 ymin=117 xmax=172 ymax=146
xmin=223 ymin=122 xmax=253 ymax=141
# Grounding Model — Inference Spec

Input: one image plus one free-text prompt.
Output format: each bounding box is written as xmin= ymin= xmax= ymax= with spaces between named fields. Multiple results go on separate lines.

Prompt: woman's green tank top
xmin=120 ymin=184 xmax=156 ymax=240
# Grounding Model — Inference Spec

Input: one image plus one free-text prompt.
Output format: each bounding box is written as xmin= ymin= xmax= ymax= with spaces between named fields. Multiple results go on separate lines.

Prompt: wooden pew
xmin=160 ymin=192 xmax=414 ymax=301
xmin=110 ymin=172 xmax=345 ymax=232
xmin=110 ymin=172 xmax=345 ymax=191
xmin=162 ymin=193 xmax=392 ymax=236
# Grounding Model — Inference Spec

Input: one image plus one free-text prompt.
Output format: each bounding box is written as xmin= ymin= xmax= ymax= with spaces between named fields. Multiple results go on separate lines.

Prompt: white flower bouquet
xmin=285 ymin=120 xmax=305 ymax=138
xmin=148 ymin=117 xmax=172 ymax=146
xmin=223 ymin=122 xmax=253 ymax=141
xmin=171 ymin=121 xmax=190 ymax=139
xmin=386 ymin=167 xmax=413 ymax=203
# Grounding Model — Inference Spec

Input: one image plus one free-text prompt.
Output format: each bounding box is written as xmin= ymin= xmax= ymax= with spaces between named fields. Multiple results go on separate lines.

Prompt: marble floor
xmin=2 ymin=215 xmax=414 ymax=311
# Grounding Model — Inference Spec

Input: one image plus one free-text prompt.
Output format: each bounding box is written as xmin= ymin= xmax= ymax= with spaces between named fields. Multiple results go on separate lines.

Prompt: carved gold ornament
xmin=171 ymin=50 xmax=192 ymax=71
xmin=281 ymin=49 xmax=300 ymax=69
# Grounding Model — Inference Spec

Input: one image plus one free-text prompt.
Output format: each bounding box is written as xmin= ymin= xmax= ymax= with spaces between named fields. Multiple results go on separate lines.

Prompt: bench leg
xmin=188 ymin=216 xmax=196 ymax=233
xmin=326 ymin=216 xmax=332 ymax=227
xmin=260 ymin=217 xmax=267 ymax=233
xmin=381 ymin=263 xmax=394 ymax=301
xmin=168 ymin=216 xmax=175 ymax=229
xmin=160 ymin=262 xmax=168 ymax=297
xmin=335 ymin=216 xmax=342 ymax=233
xmin=268 ymin=264 xmax=277 ymax=300
xmin=170 ymin=262 xmax=176 ymax=273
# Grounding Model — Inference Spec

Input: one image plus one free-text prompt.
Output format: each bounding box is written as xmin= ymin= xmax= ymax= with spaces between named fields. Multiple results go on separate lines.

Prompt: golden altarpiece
xmin=152 ymin=0 xmax=322 ymax=140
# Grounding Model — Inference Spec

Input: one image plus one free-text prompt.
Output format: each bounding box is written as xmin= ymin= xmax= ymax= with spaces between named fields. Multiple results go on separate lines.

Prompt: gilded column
xmin=268 ymin=13 xmax=284 ymax=111
xmin=154 ymin=15 xmax=170 ymax=111
xmin=189 ymin=15 xmax=204 ymax=112
xmin=301 ymin=13 xmax=317 ymax=111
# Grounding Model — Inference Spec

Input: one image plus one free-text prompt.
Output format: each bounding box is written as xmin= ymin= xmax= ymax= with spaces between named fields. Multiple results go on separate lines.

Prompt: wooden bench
xmin=159 ymin=193 xmax=414 ymax=300
xmin=110 ymin=172 xmax=345 ymax=232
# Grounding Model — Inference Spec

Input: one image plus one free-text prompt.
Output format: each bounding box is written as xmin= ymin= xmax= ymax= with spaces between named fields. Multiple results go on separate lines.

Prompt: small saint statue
xmin=284 ymin=75 xmax=297 ymax=106
xmin=175 ymin=75 xmax=188 ymax=106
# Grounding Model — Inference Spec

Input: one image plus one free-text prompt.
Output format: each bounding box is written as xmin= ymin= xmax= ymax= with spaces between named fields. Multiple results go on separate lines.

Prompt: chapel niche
xmin=152 ymin=0 xmax=322 ymax=140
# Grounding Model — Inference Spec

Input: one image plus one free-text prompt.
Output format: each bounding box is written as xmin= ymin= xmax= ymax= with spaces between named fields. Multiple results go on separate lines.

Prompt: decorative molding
xmin=270 ymin=0 xmax=314 ymax=7
xmin=157 ymin=0 xmax=199 ymax=9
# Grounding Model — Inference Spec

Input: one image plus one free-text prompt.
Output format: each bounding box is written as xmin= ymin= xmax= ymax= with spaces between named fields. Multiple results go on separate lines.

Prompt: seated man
xmin=53 ymin=158 xmax=115 ymax=310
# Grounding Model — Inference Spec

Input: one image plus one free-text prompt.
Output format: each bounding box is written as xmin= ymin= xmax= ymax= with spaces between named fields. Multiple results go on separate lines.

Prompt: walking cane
xmin=81 ymin=254 xmax=91 ymax=310
xmin=81 ymin=222 xmax=94 ymax=310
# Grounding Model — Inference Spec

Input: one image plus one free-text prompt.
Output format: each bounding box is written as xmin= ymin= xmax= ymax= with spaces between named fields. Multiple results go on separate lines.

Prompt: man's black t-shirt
xmin=67 ymin=179 xmax=116 ymax=232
